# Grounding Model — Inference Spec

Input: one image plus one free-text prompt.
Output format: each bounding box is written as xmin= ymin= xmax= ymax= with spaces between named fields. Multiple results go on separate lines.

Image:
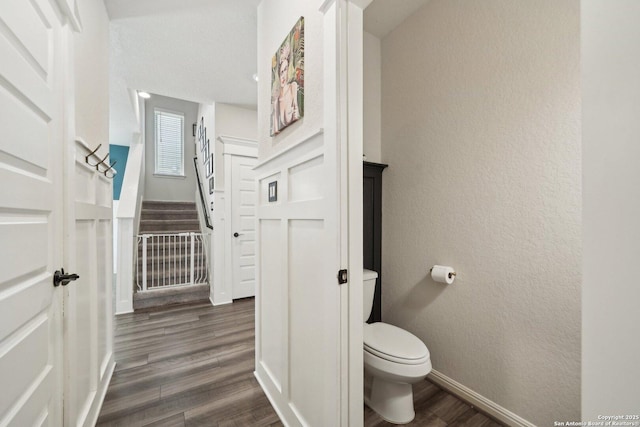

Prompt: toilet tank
xmin=363 ymin=269 xmax=378 ymax=322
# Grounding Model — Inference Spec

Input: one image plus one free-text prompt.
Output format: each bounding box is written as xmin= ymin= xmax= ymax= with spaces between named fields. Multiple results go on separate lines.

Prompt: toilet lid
xmin=364 ymin=322 xmax=429 ymax=364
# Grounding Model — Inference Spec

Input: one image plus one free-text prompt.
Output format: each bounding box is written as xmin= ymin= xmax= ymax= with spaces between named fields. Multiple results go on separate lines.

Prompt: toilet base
xmin=364 ymin=376 xmax=415 ymax=424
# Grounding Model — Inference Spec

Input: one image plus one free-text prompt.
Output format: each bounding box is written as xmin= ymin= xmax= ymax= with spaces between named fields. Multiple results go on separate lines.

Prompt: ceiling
xmin=106 ymin=0 xmax=429 ymax=145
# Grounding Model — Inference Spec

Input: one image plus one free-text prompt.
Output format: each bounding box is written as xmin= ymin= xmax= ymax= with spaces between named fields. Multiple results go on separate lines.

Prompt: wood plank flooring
xmin=98 ymin=298 xmax=502 ymax=426
xmin=97 ymin=298 xmax=281 ymax=427
xmin=364 ymin=379 xmax=503 ymax=427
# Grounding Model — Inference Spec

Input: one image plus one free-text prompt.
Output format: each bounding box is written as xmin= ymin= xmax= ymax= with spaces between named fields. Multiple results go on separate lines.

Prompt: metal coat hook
xmin=103 ymin=161 xmax=117 ymax=179
xmin=85 ymin=143 xmax=103 ymax=165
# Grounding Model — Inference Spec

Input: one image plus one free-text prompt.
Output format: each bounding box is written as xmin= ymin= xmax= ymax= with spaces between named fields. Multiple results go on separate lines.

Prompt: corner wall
xmin=363 ymin=31 xmax=381 ymax=163
xmin=582 ymin=0 xmax=640 ymax=417
xmin=144 ymin=94 xmax=198 ymax=202
xmin=380 ymin=1 xmax=581 ymax=425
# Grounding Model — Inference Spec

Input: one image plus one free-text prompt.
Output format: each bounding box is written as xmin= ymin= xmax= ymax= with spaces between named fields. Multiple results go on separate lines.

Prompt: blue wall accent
xmin=110 ymin=144 xmax=129 ymax=200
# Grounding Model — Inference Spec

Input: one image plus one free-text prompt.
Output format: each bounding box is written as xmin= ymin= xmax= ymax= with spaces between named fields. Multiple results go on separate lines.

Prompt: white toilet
xmin=363 ymin=269 xmax=432 ymax=424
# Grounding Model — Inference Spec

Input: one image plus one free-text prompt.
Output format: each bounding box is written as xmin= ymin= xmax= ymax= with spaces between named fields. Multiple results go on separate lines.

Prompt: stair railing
xmin=193 ymin=157 xmax=213 ymax=230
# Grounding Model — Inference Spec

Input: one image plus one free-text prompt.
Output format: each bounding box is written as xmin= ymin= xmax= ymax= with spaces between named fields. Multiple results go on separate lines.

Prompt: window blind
xmin=155 ymin=110 xmax=184 ymax=176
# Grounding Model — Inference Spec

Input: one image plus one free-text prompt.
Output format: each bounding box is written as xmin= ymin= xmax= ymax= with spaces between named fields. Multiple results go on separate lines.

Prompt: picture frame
xmin=203 ymin=139 xmax=210 ymax=161
xmin=270 ymin=17 xmax=304 ymax=136
xmin=200 ymin=127 xmax=207 ymax=152
xmin=205 ymin=154 xmax=214 ymax=178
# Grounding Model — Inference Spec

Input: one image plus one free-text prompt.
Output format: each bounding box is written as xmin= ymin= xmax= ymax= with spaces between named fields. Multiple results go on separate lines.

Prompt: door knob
xmin=233 ymin=232 xmax=242 ymax=238
xmin=53 ymin=268 xmax=80 ymax=287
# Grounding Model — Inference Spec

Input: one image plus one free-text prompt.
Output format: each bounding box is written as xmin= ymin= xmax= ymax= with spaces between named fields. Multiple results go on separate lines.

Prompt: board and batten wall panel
xmin=255 ymin=133 xmax=340 ymax=426
xmin=71 ymin=0 xmax=115 ymax=423
xmin=380 ymin=1 xmax=581 ymax=425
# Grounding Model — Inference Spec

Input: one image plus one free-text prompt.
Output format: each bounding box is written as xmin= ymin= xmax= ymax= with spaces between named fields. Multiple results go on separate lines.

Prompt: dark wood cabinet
xmin=363 ymin=161 xmax=387 ymax=323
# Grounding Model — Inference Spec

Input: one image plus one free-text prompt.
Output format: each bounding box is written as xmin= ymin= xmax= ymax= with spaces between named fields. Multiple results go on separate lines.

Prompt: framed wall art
xmin=270 ymin=16 xmax=304 ymax=136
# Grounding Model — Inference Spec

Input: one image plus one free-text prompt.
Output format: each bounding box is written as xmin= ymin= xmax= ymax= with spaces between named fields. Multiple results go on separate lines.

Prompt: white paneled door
xmin=0 ymin=1 xmax=113 ymax=426
xmin=231 ymin=155 xmax=257 ymax=299
xmin=0 ymin=0 xmax=65 ymax=424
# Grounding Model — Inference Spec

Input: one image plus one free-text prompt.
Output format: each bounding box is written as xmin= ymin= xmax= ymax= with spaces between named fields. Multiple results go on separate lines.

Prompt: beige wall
xmin=143 ymin=94 xmax=198 ymax=202
xmin=214 ymin=103 xmax=257 ymax=189
xmin=363 ymin=31 xmax=381 ymax=164
xmin=582 ymin=0 xmax=640 ymax=418
xmin=380 ymin=1 xmax=581 ymax=425
xmin=257 ymin=0 xmax=324 ymax=159
xmin=74 ymin=0 xmax=109 ymax=150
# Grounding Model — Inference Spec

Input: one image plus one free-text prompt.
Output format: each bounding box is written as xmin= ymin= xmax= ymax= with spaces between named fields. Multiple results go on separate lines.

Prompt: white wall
xmin=257 ymin=1 xmax=324 ymax=160
xmin=582 ymin=0 xmax=640 ymax=418
xmin=363 ymin=31 xmax=381 ymax=163
xmin=380 ymin=1 xmax=581 ymax=425
xmin=214 ymin=103 xmax=257 ymax=189
xmin=144 ymin=94 xmax=198 ymax=202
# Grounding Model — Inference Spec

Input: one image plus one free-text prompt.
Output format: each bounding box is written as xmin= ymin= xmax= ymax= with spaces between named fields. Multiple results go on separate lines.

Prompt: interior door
xmin=231 ymin=155 xmax=257 ymax=299
xmin=0 ymin=0 xmax=65 ymax=424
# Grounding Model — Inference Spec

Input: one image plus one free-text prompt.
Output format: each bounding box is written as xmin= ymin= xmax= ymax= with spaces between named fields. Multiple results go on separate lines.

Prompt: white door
xmin=0 ymin=2 xmax=113 ymax=426
xmin=231 ymin=155 xmax=257 ymax=299
xmin=0 ymin=0 xmax=65 ymax=424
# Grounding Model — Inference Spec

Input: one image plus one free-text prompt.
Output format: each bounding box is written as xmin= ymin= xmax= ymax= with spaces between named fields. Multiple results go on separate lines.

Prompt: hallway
xmin=97 ymin=299 xmax=281 ymax=426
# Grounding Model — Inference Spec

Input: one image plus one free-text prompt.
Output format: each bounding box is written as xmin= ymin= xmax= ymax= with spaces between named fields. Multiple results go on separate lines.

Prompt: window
xmin=154 ymin=109 xmax=184 ymax=176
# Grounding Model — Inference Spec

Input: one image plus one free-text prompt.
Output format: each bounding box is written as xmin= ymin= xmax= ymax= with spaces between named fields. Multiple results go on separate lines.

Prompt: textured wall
xmin=380 ymin=1 xmax=581 ymax=425
xmin=582 ymin=0 xmax=640 ymax=417
xmin=143 ymin=94 xmax=198 ymax=202
xmin=363 ymin=31 xmax=381 ymax=164
xmin=257 ymin=0 xmax=324 ymax=159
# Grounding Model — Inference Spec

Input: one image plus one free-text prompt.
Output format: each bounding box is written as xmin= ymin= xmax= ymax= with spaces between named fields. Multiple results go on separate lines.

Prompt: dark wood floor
xmin=97 ymin=298 xmax=281 ymax=426
xmin=364 ymin=380 xmax=503 ymax=427
xmin=98 ymin=298 xmax=502 ymax=427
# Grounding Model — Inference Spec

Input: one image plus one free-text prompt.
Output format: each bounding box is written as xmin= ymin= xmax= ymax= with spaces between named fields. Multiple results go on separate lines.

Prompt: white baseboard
xmin=84 ymin=353 xmax=115 ymax=427
xmin=210 ymin=296 xmax=232 ymax=306
xmin=428 ymin=369 xmax=536 ymax=427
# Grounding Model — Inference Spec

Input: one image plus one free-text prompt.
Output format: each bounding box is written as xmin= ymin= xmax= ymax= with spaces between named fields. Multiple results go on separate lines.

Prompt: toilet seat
xmin=364 ymin=322 xmax=430 ymax=365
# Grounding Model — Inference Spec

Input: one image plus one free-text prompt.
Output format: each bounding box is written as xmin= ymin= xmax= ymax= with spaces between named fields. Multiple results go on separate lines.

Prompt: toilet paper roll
xmin=431 ymin=265 xmax=456 ymax=284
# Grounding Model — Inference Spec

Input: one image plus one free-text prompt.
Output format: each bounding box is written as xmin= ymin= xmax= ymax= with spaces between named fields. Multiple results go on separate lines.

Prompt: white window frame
xmin=154 ymin=108 xmax=185 ymax=177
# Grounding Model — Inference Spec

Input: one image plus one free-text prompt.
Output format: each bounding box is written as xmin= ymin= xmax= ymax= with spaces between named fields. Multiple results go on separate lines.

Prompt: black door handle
xmin=53 ymin=268 xmax=80 ymax=287
xmin=233 ymin=232 xmax=242 ymax=238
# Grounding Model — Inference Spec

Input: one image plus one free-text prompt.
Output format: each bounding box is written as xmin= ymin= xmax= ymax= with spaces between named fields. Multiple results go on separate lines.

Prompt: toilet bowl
xmin=363 ymin=269 xmax=432 ymax=424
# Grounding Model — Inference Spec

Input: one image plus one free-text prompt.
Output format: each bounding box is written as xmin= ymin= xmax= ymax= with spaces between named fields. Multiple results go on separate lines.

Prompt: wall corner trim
xmin=428 ymin=370 xmax=536 ymax=427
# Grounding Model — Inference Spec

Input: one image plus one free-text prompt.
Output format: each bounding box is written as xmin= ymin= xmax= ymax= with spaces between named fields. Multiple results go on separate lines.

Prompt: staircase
xmin=139 ymin=201 xmax=200 ymax=234
xmin=133 ymin=201 xmax=210 ymax=310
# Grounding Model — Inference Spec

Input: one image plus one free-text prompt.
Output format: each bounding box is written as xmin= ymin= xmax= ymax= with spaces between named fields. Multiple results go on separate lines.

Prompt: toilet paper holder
xmin=429 ymin=267 xmax=456 ymax=279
